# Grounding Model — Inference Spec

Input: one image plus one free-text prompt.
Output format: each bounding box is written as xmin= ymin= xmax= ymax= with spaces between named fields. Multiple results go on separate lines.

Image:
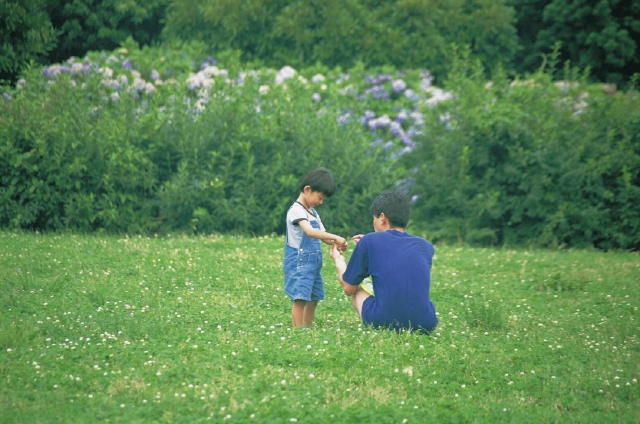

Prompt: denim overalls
xmin=283 ymin=209 xmax=325 ymax=301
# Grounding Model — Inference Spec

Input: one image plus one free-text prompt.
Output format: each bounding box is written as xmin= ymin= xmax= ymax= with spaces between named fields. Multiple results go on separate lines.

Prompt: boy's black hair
xmin=369 ymin=191 xmax=410 ymax=228
xmin=299 ymin=168 xmax=336 ymax=197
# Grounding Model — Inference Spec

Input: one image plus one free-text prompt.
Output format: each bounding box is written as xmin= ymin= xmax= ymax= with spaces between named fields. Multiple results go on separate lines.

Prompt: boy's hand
xmin=334 ymin=236 xmax=348 ymax=252
xmin=351 ymin=234 xmax=364 ymax=244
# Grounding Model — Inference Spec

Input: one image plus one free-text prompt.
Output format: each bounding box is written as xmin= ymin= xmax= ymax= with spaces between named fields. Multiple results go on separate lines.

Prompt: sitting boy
xmin=329 ymin=191 xmax=438 ymax=333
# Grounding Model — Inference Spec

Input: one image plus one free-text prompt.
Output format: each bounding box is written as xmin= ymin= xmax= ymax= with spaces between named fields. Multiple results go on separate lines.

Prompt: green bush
xmin=0 ymin=45 xmax=410 ymax=235
xmin=404 ymin=49 xmax=640 ymax=249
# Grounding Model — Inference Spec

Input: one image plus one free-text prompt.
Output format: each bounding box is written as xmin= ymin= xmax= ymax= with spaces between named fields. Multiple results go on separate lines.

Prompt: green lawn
xmin=1 ymin=231 xmax=638 ymax=423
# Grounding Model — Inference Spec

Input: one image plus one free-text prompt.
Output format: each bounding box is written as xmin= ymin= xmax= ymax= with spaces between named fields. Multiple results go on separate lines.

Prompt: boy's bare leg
xmin=292 ymin=300 xmax=306 ymax=327
xmin=302 ymin=300 xmax=319 ymax=326
xmin=351 ymin=286 xmax=371 ymax=321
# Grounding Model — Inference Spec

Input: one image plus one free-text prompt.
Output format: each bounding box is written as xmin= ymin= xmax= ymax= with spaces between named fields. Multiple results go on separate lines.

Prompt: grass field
xmin=1 ymin=231 xmax=638 ymax=423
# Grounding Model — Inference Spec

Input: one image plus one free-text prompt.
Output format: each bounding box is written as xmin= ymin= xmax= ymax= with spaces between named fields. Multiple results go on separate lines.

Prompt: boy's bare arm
xmin=298 ymin=220 xmax=347 ymax=247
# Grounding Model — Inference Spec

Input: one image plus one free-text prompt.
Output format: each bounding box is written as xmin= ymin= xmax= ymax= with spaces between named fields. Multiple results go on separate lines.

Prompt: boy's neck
xmin=296 ymin=194 xmax=312 ymax=211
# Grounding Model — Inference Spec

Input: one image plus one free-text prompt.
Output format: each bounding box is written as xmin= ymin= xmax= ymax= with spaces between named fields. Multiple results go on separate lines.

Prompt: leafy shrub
xmin=1 ymin=44 xmax=430 ymax=235
xmin=404 ymin=48 xmax=640 ymax=249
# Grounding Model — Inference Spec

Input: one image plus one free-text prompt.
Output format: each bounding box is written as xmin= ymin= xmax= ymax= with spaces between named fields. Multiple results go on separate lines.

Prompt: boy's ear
xmin=302 ymin=185 xmax=312 ymax=194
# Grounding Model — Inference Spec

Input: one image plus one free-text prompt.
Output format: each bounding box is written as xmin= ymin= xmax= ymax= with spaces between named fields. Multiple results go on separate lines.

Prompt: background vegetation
xmin=2 ymin=0 xmax=639 ymax=87
xmin=1 ymin=1 xmax=639 ymax=249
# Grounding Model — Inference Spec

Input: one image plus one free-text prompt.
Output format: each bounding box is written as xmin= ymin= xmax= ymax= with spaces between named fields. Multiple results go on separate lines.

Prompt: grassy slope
xmin=0 ymin=231 xmax=638 ymax=423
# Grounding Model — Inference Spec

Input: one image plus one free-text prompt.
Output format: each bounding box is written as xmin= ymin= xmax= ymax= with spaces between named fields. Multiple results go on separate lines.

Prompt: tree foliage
xmin=163 ymin=0 xmax=519 ymax=81
xmin=511 ymin=0 xmax=640 ymax=86
xmin=46 ymin=0 xmax=168 ymax=64
xmin=0 ymin=0 xmax=57 ymax=83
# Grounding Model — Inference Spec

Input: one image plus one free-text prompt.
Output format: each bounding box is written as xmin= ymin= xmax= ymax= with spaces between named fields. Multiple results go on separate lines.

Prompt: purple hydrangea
xmin=368 ymin=115 xmax=391 ymax=130
xmin=365 ymin=74 xmax=392 ymax=85
xmin=360 ymin=110 xmax=376 ymax=124
xmin=82 ymin=64 xmax=92 ymax=75
xmin=150 ymin=70 xmax=160 ymax=82
xmin=389 ymin=121 xmax=404 ymax=137
xmin=392 ymin=79 xmax=407 ymax=93
xmin=60 ymin=66 xmax=70 ymax=74
xmin=364 ymin=85 xmax=390 ymax=100
xmin=405 ymin=89 xmax=418 ymax=101
xmin=3 ymin=92 xmax=11 ymax=102
xmin=42 ymin=67 xmax=49 ymax=77
xmin=312 ymin=93 xmax=321 ymax=102
xmin=122 ymin=59 xmax=134 ymax=70
xmin=396 ymin=110 xmax=408 ymax=123
xmin=336 ymin=112 xmax=351 ymax=125
xmin=200 ymin=56 xmax=218 ymax=70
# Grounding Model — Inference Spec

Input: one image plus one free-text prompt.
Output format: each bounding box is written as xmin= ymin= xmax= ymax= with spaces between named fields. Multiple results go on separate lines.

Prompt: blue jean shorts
xmin=283 ymin=251 xmax=325 ymax=301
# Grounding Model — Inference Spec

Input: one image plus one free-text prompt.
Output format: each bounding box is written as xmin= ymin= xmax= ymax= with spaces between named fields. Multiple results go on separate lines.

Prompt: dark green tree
xmin=0 ymin=0 xmax=57 ymax=83
xmin=46 ymin=0 xmax=169 ymax=64
xmin=163 ymin=0 xmax=519 ymax=79
xmin=511 ymin=0 xmax=640 ymax=86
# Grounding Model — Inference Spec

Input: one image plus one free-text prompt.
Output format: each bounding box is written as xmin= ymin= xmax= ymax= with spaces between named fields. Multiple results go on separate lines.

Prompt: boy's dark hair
xmin=370 ymin=191 xmax=410 ymax=228
xmin=299 ymin=168 xmax=336 ymax=197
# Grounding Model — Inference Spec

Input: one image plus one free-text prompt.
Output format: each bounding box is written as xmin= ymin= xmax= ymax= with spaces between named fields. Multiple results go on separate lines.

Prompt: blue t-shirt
xmin=342 ymin=230 xmax=438 ymax=332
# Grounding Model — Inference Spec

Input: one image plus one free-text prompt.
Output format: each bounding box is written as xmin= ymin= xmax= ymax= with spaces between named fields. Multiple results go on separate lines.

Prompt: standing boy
xmin=284 ymin=168 xmax=348 ymax=328
xmin=329 ymin=191 xmax=438 ymax=333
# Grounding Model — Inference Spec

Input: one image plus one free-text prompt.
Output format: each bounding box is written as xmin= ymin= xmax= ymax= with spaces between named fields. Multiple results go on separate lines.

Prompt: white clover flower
xmin=275 ymin=66 xmax=296 ymax=84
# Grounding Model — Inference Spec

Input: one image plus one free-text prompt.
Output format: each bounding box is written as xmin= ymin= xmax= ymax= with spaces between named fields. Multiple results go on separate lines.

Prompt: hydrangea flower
xmin=360 ymin=110 xmax=376 ymax=124
xmin=405 ymin=89 xmax=418 ymax=101
xmin=389 ymin=121 xmax=404 ymax=137
xmin=312 ymin=93 xmax=321 ymax=102
xmin=336 ymin=112 xmax=351 ymax=125
xmin=396 ymin=110 xmax=408 ymax=123
xmin=392 ymin=79 xmax=407 ymax=93
xmin=110 ymin=92 xmax=120 ymax=102
xmin=70 ymin=63 xmax=84 ymax=76
xmin=200 ymin=56 xmax=217 ymax=70
xmin=150 ymin=70 xmax=160 ymax=82
xmin=312 ymin=74 xmax=325 ymax=83
xmin=134 ymin=77 xmax=147 ymax=92
xmin=100 ymin=67 xmax=114 ymax=78
xmin=44 ymin=65 xmax=64 ymax=78
xmin=3 ymin=92 xmax=11 ymax=102
xmin=275 ymin=66 xmax=296 ymax=84
xmin=364 ymin=85 xmax=390 ymax=100
xmin=368 ymin=115 xmax=391 ymax=130
xmin=424 ymin=88 xmax=453 ymax=107
xmin=122 ymin=59 xmax=133 ymax=70
xmin=259 ymin=85 xmax=270 ymax=95
xmin=186 ymin=72 xmax=214 ymax=91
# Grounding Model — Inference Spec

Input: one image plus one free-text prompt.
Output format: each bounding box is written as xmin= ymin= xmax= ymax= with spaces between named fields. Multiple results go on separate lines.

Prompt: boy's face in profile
xmin=302 ymin=186 xmax=327 ymax=208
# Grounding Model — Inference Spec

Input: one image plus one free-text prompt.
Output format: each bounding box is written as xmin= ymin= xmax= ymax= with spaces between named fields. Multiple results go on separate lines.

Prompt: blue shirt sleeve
xmin=342 ymin=236 xmax=370 ymax=285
